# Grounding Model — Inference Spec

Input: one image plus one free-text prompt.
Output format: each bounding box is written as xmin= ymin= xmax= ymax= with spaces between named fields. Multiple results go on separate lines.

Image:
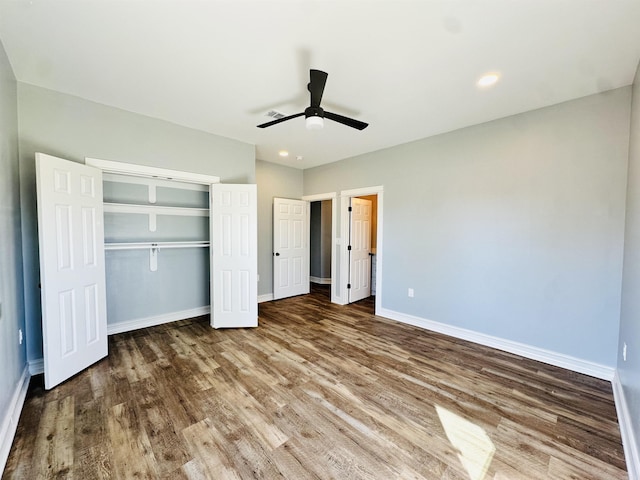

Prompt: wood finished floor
xmin=3 ymin=285 xmax=627 ymax=479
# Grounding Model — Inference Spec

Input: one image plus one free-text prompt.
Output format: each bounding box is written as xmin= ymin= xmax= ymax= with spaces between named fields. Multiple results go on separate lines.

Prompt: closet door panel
xmin=210 ymin=184 xmax=258 ymax=328
xmin=36 ymin=153 xmax=108 ymax=389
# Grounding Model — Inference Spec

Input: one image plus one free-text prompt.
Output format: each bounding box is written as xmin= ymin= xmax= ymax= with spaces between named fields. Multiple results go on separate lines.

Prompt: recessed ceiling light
xmin=477 ymin=73 xmax=500 ymax=88
xmin=279 ymin=150 xmax=289 ymax=157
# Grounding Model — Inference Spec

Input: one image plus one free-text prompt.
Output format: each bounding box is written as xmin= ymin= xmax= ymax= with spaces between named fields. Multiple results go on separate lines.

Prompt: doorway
xmin=348 ymin=194 xmax=378 ymax=304
xmin=339 ymin=186 xmax=383 ymax=314
xmin=309 ymin=199 xmax=333 ymax=302
xmin=301 ymin=186 xmax=383 ymax=312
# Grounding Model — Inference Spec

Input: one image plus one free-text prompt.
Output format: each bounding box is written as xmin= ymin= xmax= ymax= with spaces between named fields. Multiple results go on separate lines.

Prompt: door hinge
xmin=348 ymin=206 xmax=352 ymax=212
xmin=347 ymin=283 xmax=351 ymax=289
xmin=347 ymin=245 xmax=352 ymax=251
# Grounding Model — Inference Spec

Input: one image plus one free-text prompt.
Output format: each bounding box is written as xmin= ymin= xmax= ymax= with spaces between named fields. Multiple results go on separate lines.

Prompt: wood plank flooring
xmin=3 ymin=285 xmax=627 ymax=479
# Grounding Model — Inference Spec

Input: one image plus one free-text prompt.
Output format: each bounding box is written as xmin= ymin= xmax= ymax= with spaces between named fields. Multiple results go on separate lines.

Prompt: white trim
xmin=86 ymin=157 xmax=220 ymax=185
xmin=107 ymin=306 xmax=210 ymax=335
xmin=613 ymin=372 xmax=640 ymax=479
xmin=377 ymin=307 xmax=615 ymax=380
xmin=302 ymin=192 xmax=337 ymax=202
xmin=103 ymin=203 xmax=209 ymax=217
xmin=340 ymin=185 xmax=384 ymax=197
xmin=310 ymin=276 xmax=332 ymax=285
xmin=105 ymin=241 xmax=209 ymax=251
xmin=28 ymin=359 xmax=44 ymax=375
xmin=0 ymin=366 xmax=30 ymax=474
xmin=333 ymin=236 xmax=347 ymax=305
xmin=103 ymin=173 xmax=210 ymax=191
xmin=258 ymin=293 xmax=274 ymax=303
xmin=302 ymin=192 xmax=340 ymax=304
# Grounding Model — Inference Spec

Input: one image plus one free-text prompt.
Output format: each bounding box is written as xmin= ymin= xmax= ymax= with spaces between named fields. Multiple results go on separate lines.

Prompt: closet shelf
xmin=104 ymin=241 xmax=210 ymax=251
xmin=103 ymin=202 xmax=209 ymax=217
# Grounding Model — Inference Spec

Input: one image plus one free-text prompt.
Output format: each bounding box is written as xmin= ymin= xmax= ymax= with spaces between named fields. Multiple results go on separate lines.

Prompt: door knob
xmin=274 ymin=252 xmax=280 ymax=256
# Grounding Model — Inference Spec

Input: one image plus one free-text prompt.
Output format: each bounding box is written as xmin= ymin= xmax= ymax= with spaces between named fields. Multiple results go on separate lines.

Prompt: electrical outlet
xmin=408 ymin=288 xmax=414 ymax=298
xmin=18 ymin=329 xmax=23 ymax=345
xmin=623 ymin=342 xmax=627 ymax=362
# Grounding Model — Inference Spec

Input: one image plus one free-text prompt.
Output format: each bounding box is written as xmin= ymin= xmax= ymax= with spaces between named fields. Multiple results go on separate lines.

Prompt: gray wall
xmin=305 ymin=88 xmax=630 ymax=367
xmin=619 ymin=61 xmax=640 ymax=463
xmin=0 ymin=38 xmax=26 ymax=441
xmin=17 ymin=84 xmax=255 ymax=361
xmin=255 ymin=160 xmax=303 ymax=297
xmin=103 ymin=180 xmax=210 ymax=326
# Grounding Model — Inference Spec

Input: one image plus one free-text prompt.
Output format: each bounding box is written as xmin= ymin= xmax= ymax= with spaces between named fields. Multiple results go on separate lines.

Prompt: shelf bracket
xmin=148 ymin=184 xmax=157 ymax=204
xmin=150 ymin=244 xmax=159 ymax=271
xmin=148 ymin=213 xmax=157 ymax=232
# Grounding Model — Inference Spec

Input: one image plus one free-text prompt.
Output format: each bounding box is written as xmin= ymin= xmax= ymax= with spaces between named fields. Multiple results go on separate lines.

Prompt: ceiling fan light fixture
xmin=306 ymin=116 xmax=324 ymax=130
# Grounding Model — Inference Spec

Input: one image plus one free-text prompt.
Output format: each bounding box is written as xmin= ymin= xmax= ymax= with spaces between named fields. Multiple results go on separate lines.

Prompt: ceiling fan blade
xmin=257 ymin=112 xmax=305 ymax=128
xmin=324 ymin=111 xmax=369 ymax=130
xmin=308 ymin=69 xmax=328 ymax=108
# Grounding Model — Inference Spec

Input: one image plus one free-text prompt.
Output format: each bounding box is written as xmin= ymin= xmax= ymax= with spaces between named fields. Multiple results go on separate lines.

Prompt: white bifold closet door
xmin=36 ymin=154 xmax=258 ymax=389
xmin=210 ymin=184 xmax=258 ymax=328
xmin=36 ymin=153 xmax=108 ymax=390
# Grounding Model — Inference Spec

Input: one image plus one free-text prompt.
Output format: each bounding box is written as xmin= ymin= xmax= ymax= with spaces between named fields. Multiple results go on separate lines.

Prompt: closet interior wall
xmin=102 ymin=173 xmax=210 ymax=332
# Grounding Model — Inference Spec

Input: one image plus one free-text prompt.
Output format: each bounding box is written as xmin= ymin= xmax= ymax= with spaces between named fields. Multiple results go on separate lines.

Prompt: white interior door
xmin=210 ymin=184 xmax=258 ymax=328
xmin=348 ymin=197 xmax=372 ymax=303
xmin=35 ymin=153 xmax=108 ymax=389
xmin=273 ymin=198 xmax=309 ymax=300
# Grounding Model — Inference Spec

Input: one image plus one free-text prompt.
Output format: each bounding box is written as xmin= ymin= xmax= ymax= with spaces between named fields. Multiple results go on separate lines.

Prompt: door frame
xmin=301 ymin=192 xmax=339 ymax=303
xmin=339 ymin=186 xmax=383 ymax=314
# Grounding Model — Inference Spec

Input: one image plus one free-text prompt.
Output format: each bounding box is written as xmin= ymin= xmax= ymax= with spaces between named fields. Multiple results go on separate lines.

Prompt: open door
xmin=348 ymin=197 xmax=372 ymax=303
xmin=210 ymin=184 xmax=258 ymax=328
xmin=273 ymin=197 xmax=309 ymax=300
xmin=35 ymin=153 xmax=108 ymax=389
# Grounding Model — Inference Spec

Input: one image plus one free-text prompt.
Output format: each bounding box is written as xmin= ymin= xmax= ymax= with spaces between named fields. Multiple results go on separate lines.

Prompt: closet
xmin=100 ymin=168 xmax=212 ymax=333
xmin=36 ymin=153 xmax=257 ymax=389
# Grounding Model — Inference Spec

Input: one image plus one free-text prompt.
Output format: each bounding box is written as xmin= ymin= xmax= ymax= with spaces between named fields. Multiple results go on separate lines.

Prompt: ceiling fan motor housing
xmin=305 ymin=106 xmax=324 ymax=118
xmin=305 ymin=106 xmax=324 ymax=129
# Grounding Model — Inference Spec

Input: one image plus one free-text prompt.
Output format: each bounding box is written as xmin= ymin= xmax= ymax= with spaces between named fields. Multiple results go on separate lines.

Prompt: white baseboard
xmin=28 ymin=358 xmax=44 ymax=376
xmin=258 ymin=293 xmax=274 ymax=303
xmin=377 ymin=307 xmax=615 ymax=381
xmin=310 ymin=276 xmax=332 ymax=285
xmin=107 ymin=306 xmax=210 ymax=335
xmin=612 ymin=372 xmax=640 ymax=480
xmin=0 ymin=366 xmax=30 ymax=474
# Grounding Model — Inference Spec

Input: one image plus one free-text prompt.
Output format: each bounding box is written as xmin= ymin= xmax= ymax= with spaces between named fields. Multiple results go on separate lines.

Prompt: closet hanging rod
xmin=104 ymin=241 xmax=210 ymax=251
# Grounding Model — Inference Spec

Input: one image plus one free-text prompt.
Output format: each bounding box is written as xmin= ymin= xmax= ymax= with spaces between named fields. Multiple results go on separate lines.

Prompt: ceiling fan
xmin=257 ymin=69 xmax=368 ymax=131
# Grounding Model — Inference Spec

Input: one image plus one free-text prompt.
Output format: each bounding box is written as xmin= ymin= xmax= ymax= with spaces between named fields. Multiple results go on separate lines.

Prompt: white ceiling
xmin=1 ymin=0 xmax=640 ymax=169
